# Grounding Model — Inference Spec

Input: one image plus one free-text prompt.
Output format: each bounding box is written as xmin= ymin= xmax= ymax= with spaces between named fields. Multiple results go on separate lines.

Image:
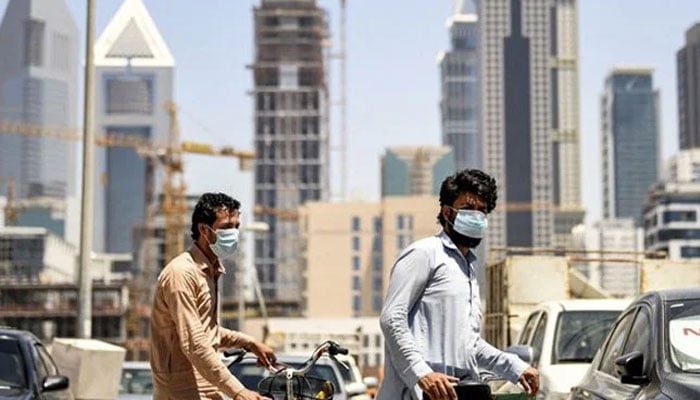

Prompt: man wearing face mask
xmin=376 ymin=169 xmax=540 ymax=400
xmin=150 ymin=192 xmax=275 ymax=400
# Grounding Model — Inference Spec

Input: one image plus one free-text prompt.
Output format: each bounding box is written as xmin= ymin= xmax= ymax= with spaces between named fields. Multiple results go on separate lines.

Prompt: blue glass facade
xmin=603 ymin=71 xmax=660 ymax=225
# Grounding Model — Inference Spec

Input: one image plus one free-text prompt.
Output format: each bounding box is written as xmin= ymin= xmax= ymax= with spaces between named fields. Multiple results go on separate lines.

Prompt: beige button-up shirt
xmin=150 ymin=244 xmax=254 ymax=399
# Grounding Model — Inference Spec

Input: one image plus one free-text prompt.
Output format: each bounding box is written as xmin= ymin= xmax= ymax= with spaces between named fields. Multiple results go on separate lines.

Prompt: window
xmin=553 ymin=311 xmax=621 ymax=364
xmin=353 ymin=295 xmax=361 ymax=312
xmin=598 ymin=310 xmax=636 ymax=376
xmin=663 ymin=210 xmax=696 ymax=223
xmin=352 ymin=256 xmax=360 ymax=271
xmin=105 ymin=75 xmax=154 ymax=114
xmin=681 ymin=246 xmax=700 ymax=258
xmin=623 ymin=308 xmax=651 ymax=366
xmin=518 ymin=312 xmax=541 ymax=345
xmin=397 ymin=215 xmax=405 ymax=230
xmin=372 ymin=254 xmax=382 ymax=272
xmin=352 ymin=236 xmax=360 ymax=251
xmin=531 ymin=313 xmax=548 ymax=367
xmin=352 ymin=216 xmax=361 ymax=232
xmin=0 ymin=338 xmax=27 ymax=387
xmin=373 ymin=277 xmax=382 ymax=291
xmin=352 ymin=276 xmax=361 ymax=291
xmin=373 ymin=295 xmax=383 ymax=313
xmin=373 ymin=217 xmax=382 ymax=233
xmin=397 ymin=235 xmax=405 ymax=250
xmin=24 ymin=19 xmax=45 ymax=66
xmin=375 ymin=334 xmax=382 ymax=347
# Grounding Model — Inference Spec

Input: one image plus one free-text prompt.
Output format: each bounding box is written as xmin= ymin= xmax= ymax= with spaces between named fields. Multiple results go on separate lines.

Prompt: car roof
xmin=641 ymin=287 xmax=700 ymax=303
xmin=537 ymin=298 xmax=632 ymax=312
xmin=0 ymin=328 xmax=38 ymax=342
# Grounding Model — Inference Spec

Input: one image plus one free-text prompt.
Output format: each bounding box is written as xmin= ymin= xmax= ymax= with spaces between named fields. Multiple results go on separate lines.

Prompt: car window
xmin=667 ymin=298 xmax=700 ymax=372
xmin=0 ymin=338 xmax=27 ymax=389
xmin=35 ymin=344 xmax=59 ymax=376
xmin=531 ymin=313 xmax=547 ymax=366
xmin=623 ymin=307 xmax=652 ymax=365
xmin=598 ymin=309 xmax=636 ymax=376
xmin=119 ymin=368 xmax=153 ymax=395
xmin=553 ymin=310 xmax=621 ymax=364
xmin=519 ymin=311 xmax=541 ymax=345
xmin=31 ymin=343 xmax=48 ymax=383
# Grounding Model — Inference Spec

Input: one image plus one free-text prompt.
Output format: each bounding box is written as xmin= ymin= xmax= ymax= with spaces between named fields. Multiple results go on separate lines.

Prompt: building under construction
xmin=252 ymin=0 xmax=330 ymax=304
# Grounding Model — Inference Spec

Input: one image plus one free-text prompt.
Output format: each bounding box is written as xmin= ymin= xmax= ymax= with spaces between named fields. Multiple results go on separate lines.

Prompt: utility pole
xmin=77 ymin=0 xmax=96 ymax=338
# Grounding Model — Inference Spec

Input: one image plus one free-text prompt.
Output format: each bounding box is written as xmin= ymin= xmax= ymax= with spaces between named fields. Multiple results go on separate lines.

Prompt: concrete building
xmin=438 ymin=0 xmax=480 ymax=171
xmin=0 ymin=226 xmax=130 ymax=341
xmin=602 ymin=67 xmax=660 ymax=226
xmin=381 ymin=146 xmax=455 ymax=197
xmin=299 ymin=196 xmax=441 ymax=319
xmin=677 ymin=22 xmax=700 ymax=149
xmin=252 ymin=0 xmax=330 ymax=304
xmin=0 ymin=0 xmax=78 ymax=201
xmin=644 ymin=149 xmax=700 ymax=260
xmin=93 ymin=0 xmax=175 ymax=253
xmin=480 ymin=0 xmax=583 ymax=249
xmin=571 ymin=219 xmax=643 ymax=297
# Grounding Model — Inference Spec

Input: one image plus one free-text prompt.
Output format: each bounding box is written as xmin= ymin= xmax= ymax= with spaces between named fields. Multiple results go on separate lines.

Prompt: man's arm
xmin=379 ymin=247 xmax=434 ymax=390
xmin=220 ymin=328 xmax=276 ymax=367
xmin=474 ymin=337 xmax=529 ymax=383
xmin=161 ymin=269 xmax=246 ymax=398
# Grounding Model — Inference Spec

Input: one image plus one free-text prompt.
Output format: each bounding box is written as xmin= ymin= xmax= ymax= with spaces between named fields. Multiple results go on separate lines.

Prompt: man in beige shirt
xmin=150 ymin=193 xmax=275 ymax=400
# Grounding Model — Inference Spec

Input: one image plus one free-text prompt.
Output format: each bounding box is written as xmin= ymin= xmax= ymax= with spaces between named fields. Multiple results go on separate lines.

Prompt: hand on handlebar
xmin=244 ymin=340 xmax=277 ymax=368
xmin=419 ymin=372 xmax=459 ymax=400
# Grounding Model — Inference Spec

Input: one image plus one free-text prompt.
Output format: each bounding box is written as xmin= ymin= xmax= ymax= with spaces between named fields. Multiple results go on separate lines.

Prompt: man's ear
xmin=441 ymin=204 xmax=452 ymax=221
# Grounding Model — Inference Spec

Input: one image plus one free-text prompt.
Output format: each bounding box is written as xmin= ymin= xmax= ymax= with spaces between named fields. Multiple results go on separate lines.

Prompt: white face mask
xmin=448 ymin=207 xmax=489 ymax=239
xmin=205 ymin=226 xmax=240 ymax=260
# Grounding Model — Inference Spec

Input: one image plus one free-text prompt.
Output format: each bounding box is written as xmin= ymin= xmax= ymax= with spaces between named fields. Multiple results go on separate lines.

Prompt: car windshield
xmin=0 ymin=338 xmax=27 ymax=389
xmin=553 ymin=310 xmax=621 ymax=363
xmin=229 ymin=361 xmax=341 ymax=393
xmin=667 ymin=298 xmax=700 ymax=373
xmin=119 ymin=367 xmax=153 ymax=395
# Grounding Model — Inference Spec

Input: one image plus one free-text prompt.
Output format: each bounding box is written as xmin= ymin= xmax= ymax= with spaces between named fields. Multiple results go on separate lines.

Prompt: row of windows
xmin=256 ymin=140 xmax=320 ymax=161
xmin=256 ymin=116 xmax=320 ymax=136
xmin=256 ymin=91 xmax=320 ymax=112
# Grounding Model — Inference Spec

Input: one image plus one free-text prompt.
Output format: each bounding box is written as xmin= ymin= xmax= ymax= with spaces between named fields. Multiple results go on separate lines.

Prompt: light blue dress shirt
xmin=375 ymin=231 xmax=528 ymax=400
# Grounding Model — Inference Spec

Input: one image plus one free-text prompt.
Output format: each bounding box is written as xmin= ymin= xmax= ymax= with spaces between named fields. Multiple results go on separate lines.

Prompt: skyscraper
xmin=481 ymin=0 xmax=582 ymax=248
xmin=602 ymin=68 xmax=660 ymax=226
xmin=677 ymin=22 xmax=700 ymax=150
xmin=381 ymin=146 xmax=455 ymax=197
xmin=252 ymin=0 xmax=329 ymax=302
xmin=0 ymin=0 xmax=78 ymax=200
xmin=439 ymin=0 xmax=480 ymax=171
xmin=93 ymin=0 xmax=175 ymax=253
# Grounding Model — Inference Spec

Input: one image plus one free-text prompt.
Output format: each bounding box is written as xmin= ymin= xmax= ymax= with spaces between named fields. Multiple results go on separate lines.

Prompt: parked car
xmin=0 ymin=328 xmax=72 ymax=400
xmin=504 ymin=299 xmax=630 ymax=399
xmin=118 ymin=361 xmax=153 ymax=400
xmin=227 ymin=353 xmax=371 ymax=400
xmin=569 ymin=288 xmax=700 ymax=399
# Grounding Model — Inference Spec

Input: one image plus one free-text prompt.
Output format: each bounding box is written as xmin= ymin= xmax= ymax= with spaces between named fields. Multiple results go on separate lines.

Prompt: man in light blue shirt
xmin=376 ymin=169 xmax=540 ymax=400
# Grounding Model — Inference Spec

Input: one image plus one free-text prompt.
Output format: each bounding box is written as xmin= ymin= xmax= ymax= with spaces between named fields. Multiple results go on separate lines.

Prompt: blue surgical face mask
xmin=448 ymin=207 xmax=488 ymax=239
xmin=205 ymin=226 xmax=240 ymax=260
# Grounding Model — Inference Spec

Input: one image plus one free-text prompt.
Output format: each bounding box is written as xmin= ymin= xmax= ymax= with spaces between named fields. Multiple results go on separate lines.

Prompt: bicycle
xmin=225 ymin=340 xmax=351 ymax=400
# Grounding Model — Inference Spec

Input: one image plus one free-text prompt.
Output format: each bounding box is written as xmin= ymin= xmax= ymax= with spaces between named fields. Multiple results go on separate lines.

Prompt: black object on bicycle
xmin=422 ymin=379 xmax=492 ymax=400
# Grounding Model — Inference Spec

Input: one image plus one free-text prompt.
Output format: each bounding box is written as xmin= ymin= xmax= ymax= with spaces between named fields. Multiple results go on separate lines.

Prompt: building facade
xmin=644 ymin=149 xmax=700 ymax=260
xmin=299 ymin=196 xmax=441 ymax=319
xmin=439 ymin=0 xmax=480 ymax=171
xmin=252 ymin=0 xmax=330 ymax=303
xmin=602 ymin=68 xmax=660 ymax=226
xmin=0 ymin=0 xmax=78 ymax=240
xmin=480 ymin=0 xmax=583 ymax=250
xmin=93 ymin=0 xmax=175 ymax=253
xmin=571 ymin=219 xmax=643 ymax=297
xmin=677 ymin=22 xmax=700 ymax=150
xmin=381 ymin=146 xmax=455 ymax=197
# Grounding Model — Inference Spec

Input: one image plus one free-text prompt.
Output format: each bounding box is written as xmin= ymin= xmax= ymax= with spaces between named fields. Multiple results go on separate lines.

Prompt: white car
xmin=504 ymin=299 xmax=631 ymax=400
xmin=118 ymin=361 xmax=152 ymax=400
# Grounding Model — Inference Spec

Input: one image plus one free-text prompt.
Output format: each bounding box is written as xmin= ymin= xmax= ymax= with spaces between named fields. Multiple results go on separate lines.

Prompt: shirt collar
xmin=438 ymin=230 xmax=477 ymax=264
xmin=190 ymin=243 xmax=226 ymax=275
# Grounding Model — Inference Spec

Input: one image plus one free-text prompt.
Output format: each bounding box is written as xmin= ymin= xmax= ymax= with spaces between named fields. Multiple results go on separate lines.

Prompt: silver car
xmin=118 ymin=361 xmax=152 ymax=400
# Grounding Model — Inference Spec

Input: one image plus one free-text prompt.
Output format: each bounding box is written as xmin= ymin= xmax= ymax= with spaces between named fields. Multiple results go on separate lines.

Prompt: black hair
xmin=190 ymin=192 xmax=240 ymax=240
xmin=437 ymin=169 xmax=498 ymax=226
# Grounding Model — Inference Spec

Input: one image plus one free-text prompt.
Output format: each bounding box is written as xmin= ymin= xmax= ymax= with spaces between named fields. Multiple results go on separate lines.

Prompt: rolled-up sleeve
xmin=475 ymin=337 xmax=529 ymax=383
xmin=161 ymin=269 xmax=245 ymax=398
xmin=379 ymin=247 xmax=434 ymax=390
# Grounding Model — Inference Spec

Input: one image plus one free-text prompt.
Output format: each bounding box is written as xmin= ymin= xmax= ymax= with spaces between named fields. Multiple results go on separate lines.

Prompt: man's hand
xmin=233 ymin=388 xmax=271 ymax=400
xmin=518 ymin=367 xmax=540 ymax=396
xmin=418 ymin=372 xmax=459 ymax=400
xmin=245 ymin=340 xmax=276 ymax=368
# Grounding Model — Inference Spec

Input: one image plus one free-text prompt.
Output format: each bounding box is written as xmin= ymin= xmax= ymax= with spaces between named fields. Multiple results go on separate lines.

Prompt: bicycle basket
xmin=258 ymin=374 xmax=335 ymax=400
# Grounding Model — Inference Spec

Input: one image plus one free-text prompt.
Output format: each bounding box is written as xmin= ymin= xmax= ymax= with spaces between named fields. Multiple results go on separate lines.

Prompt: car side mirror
xmin=42 ymin=375 xmax=69 ymax=392
xmin=505 ymin=345 xmax=534 ymax=364
xmin=615 ymin=351 xmax=650 ymax=385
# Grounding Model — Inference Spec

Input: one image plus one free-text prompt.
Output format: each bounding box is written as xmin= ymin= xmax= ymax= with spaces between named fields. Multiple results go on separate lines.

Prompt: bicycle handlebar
xmin=264 ymin=340 xmax=349 ymax=376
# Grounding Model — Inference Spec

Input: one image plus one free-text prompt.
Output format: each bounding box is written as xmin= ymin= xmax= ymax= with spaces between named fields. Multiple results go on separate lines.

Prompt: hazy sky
xmin=1 ymin=0 xmax=697 ymax=225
